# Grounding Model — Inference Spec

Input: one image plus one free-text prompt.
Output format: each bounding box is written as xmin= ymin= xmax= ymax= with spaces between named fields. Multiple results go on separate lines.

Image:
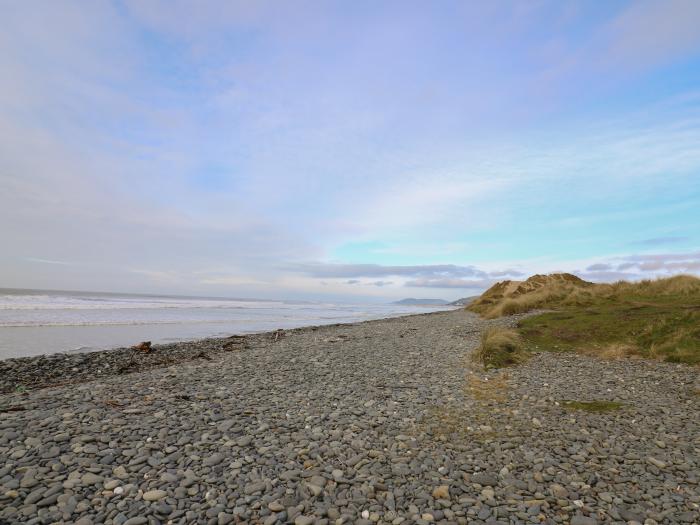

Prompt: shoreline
xmin=0 ymin=309 xmax=455 ymax=394
xmin=1 ymin=308 xmax=698 ymax=524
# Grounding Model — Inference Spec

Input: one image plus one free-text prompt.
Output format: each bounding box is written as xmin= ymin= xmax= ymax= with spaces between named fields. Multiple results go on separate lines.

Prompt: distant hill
xmin=448 ymin=296 xmax=478 ymax=306
xmin=393 ymin=298 xmax=449 ymax=305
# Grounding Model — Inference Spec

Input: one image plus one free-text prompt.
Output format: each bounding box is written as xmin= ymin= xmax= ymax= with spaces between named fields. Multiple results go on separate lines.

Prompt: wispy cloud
xmin=635 ymin=236 xmax=689 ymax=246
xmin=579 ymin=250 xmax=700 ymax=282
xmin=287 ymin=263 xmax=490 ymax=279
xmin=24 ymin=257 xmax=74 ymax=266
xmin=405 ymin=278 xmax=493 ymax=289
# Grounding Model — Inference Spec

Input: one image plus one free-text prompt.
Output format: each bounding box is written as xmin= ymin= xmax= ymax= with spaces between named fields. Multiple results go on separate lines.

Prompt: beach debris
xmin=132 ymin=341 xmax=152 ymax=353
xmin=223 ymin=335 xmax=246 ymax=351
xmin=194 ymin=351 xmax=212 ymax=361
xmin=273 ymin=329 xmax=285 ymax=342
xmin=118 ymin=343 xmax=151 ymax=374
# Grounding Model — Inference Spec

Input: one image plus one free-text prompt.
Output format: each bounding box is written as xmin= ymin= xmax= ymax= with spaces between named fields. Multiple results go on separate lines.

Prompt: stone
xmin=104 ymin=479 xmax=120 ymax=490
xmin=306 ymin=483 xmax=323 ymax=496
xmin=646 ymin=457 xmax=666 ymax=469
xmin=123 ymin=518 xmax=148 ymax=525
xmin=204 ymin=453 xmax=225 ymax=467
xmin=81 ymin=473 xmax=104 ymax=485
xmin=113 ymin=465 xmax=129 ymax=479
xmin=550 ymin=483 xmax=568 ymax=499
xmin=472 ymin=473 xmax=498 ymax=486
xmin=142 ymin=490 xmax=167 ymax=501
xmin=570 ymin=516 xmax=597 ymax=525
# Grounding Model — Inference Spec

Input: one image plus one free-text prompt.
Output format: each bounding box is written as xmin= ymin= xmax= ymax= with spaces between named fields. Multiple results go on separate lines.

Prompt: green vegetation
xmin=561 ymin=400 xmax=623 ymax=412
xmin=470 ymin=274 xmax=700 ymax=364
xmin=472 ymin=327 xmax=526 ymax=368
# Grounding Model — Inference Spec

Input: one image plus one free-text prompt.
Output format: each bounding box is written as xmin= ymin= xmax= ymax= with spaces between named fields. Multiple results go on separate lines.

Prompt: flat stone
xmin=142 ymin=489 xmax=167 ymax=501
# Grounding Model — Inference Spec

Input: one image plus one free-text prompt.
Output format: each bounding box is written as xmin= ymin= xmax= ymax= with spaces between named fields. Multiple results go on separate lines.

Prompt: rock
xmin=113 ymin=465 xmax=129 ymax=479
xmin=123 ymin=518 xmax=148 ymax=525
xmin=472 ymin=473 xmax=498 ymax=486
xmin=646 ymin=457 xmax=666 ymax=469
xmin=237 ymin=435 xmax=253 ymax=447
xmin=142 ymin=490 xmax=167 ymax=501
xmin=244 ymin=481 xmax=266 ymax=494
xmin=570 ymin=516 xmax=597 ymax=525
xmin=550 ymin=483 xmax=568 ymax=499
xmin=306 ymin=483 xmax=323 ymax=496
xmin=104 ymin=479 xmax=120 ymax=490
xmin=218 ymin=512 xmax=234 ymax=525
xmin=204 ymin=453 xmax=225 ymax=467
xmin=294 ymin=516 xmax=314 ymax=525
xmin=81 ymin=473 xmax=104 ymax=485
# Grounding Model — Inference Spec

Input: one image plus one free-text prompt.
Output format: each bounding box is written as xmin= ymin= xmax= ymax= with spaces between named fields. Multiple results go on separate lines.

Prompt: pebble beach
xmin=1 ymin=309 xmax=698 ymax=525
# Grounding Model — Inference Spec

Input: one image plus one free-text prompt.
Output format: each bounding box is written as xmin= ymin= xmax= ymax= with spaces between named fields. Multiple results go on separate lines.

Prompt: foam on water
xmin=0 ymin=289 xmax=453 ymax=358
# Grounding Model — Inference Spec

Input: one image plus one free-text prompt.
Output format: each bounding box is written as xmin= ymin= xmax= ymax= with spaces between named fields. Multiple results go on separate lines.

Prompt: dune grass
xmin=470 ymin=274 xmax=700 ymax=365
xmin=472 ymin=327 xmax=526 ymax=368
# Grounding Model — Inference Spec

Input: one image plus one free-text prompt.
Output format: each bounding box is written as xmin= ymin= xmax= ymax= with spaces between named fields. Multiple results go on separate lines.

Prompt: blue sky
xmin=1 ymin=0 xmax=699 ymax=301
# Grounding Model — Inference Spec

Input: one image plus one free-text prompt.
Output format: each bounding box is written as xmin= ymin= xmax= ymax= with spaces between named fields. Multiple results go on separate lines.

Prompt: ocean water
xmin=0 ymin=288 xmax=453 ymax=359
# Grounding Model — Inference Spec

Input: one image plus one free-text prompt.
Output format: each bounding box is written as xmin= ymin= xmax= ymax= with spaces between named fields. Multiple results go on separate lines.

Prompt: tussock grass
xmin=468 ymin=273 xmax=595 ymax=319
xmin=468 ymin=274 xmax=700 ymax=364
xmin=561 ymin=400 xmax=623 ymax=412
xmin=472 ymin=327 xmax=525 ymax=369
xmin=469 ymin=273 xmax=700 ymax=319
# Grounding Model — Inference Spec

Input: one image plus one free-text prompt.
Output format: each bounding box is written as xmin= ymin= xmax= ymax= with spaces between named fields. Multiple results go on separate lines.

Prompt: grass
xmin=469 ymin=274 xmax=700 ymax=365
xmin=519 ymin=296 xmax=700 ymax=364
xmin=561 ymin=400 xmax=623 ymax=412
xmin=472 ymin=327 xmax=526 ymax=368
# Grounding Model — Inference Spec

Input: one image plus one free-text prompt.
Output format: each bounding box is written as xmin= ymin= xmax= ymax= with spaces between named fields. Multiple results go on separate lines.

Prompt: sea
xmin=0 ymin=288 xmax=453 ymax=359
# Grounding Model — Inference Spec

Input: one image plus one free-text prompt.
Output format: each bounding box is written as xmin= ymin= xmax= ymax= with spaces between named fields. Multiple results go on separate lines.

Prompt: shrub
xmin=472 ymin=327 xmax=525 ymax=368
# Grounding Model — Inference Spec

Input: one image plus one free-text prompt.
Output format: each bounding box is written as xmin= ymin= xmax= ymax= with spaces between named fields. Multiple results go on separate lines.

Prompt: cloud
xmin=586 ymin=263 xmax=612 ymax=271
xmin=488 ymin=269 xmax=525 ymax=277
xmin=576 ymin=270 xmax=641 ymax=282
xmin=24 ymin=257 xmax=74 ymax=266
xmin=635 ymin=236 xmax=690 ymax=246
xmin=617 ymin=251 xmax=700 ymax=273
xmin=288 ymin=263 xmax=489 ymax=280
xmin=601 ymin=0 xmax=700 ymax=72
xmin=405 ymin=278 xmax=494 ymax=289
xmin=578 ymin=250 xmax=700 ymax=282
xmin=1 ymin=2 xmax=699 ymax=301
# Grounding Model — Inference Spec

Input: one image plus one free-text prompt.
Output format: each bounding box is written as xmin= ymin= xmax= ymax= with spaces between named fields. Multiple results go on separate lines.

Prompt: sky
xmin=1 ymin=0 xmax=699 ymax=302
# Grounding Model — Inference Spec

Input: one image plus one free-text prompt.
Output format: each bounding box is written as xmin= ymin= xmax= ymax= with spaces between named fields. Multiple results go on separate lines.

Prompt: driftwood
xmin=131 ymin=341 xmax=152 ymax=353
xmin=118 ymin=340 xmax=152 ymax=374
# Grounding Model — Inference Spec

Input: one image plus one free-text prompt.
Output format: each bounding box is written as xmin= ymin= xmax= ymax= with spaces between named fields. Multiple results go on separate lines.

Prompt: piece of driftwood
xmin=131 ymin=341 xmax=152 ymax=353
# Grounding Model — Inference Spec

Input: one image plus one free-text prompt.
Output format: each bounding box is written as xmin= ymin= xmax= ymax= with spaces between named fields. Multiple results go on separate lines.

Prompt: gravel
xmin=1 ymin=309 xmax=698 ymax=524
